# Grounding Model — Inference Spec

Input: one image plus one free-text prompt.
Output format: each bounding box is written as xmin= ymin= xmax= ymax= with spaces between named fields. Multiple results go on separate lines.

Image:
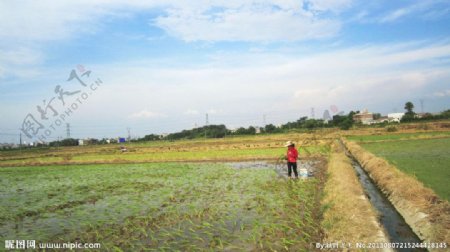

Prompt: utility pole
xmin=19 ymin=132 xmax=22 ymax=153
xmin=204 ymin=114 xmax=209 ymax=139
xmin=127 ymin=127 xmax=131 ymax=141
xmin=66 ymin=123 xmax=71 ymax=138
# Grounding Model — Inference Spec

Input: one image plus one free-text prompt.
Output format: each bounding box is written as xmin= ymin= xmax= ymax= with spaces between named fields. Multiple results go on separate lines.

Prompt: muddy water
xmin=226 ymin=161 xmax=318 ymax=179
xmin=350 ymin=159 xmax=426 ymax=252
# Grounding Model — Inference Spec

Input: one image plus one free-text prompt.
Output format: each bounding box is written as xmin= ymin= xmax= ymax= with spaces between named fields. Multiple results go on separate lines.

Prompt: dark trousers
xmin=287 ymin=162 xmax=298 ymax=178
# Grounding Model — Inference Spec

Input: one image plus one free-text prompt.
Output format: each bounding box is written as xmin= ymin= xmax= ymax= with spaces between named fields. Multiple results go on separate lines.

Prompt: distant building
xmin=353 ymin=109 xmax=374 ymax=125
xmin=388 ymin=113 xmax=405 ymax=123
xmin=371 ymin=116 xmax=389 ymax=124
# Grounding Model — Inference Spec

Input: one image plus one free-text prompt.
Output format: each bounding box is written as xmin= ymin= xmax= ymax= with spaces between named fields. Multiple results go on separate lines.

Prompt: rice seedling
xmin=1 ymin=159 xmax=326 ymax=250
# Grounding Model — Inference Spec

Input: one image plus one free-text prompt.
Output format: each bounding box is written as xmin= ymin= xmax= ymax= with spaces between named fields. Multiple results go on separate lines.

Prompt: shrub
xmin=386 ymin=125 xmax=398 ymax=132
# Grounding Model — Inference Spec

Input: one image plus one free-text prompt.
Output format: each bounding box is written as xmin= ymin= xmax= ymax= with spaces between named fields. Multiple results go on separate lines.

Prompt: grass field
xmin=346 ymin=131 xmax=450 ymax=142
xmin=351 ymin=136 xmax=450 ymax=201
xmin=0 ymin=134 xmax=331 ymax=166
xmin=0 ymin=162 xmax=325 ymax=251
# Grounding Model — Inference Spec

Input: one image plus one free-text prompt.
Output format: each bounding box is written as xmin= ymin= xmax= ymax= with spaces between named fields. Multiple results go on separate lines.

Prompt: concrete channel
xmin=343 ymin=150 xmax=426 ymax=251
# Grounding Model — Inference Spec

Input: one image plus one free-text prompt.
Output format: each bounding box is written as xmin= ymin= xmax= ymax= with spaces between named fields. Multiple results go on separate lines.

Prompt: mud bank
xmin=322 ymin=144 xmax=392 ymax=251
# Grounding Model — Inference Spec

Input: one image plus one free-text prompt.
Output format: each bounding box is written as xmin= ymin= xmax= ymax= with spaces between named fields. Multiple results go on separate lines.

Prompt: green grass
xmin=346 ymin=131 xmax=450 ymax=142
xmin=0 ymin=163 xmax=323 ymax=251
xmin=360 ymin=138 xmax=450 ymax=201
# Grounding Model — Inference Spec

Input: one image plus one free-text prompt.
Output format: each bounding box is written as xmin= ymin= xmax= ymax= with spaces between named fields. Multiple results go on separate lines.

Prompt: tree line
xmin=38 ymin=102 xmax=450 ymax=146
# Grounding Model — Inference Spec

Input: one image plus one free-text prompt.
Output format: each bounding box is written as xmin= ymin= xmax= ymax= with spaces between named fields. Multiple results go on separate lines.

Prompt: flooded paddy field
xmin=0 ymin=161 xmax=326 ymax=251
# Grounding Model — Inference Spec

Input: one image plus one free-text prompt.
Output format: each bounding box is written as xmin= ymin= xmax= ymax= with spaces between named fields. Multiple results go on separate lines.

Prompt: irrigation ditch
xmin=349 ymin=156 xmax=425 ymax=251
xmin=340 ymin=139 xmax=449 ymax=251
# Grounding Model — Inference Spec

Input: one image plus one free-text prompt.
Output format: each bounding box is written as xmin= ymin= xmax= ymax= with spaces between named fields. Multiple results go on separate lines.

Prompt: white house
xmin=388 ymin=113 xmax=405 ymax=123
xmin=353 ymin=109 xmax=374 ymax=125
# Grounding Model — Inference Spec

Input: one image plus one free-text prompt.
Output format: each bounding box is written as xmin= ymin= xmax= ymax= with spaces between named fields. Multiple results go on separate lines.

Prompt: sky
xmin=1 ymin=0 xmax=450 ymax=143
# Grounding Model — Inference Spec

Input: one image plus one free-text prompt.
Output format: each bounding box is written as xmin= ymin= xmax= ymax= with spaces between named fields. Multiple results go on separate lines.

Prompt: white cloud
xmin=378 ymin=0 xmax=448 ymax=23
xmin=154 ymin=3 xmax=341 ymax=42
xmin=434 ymin=89 xmax=450 ymax=97
xmin=3 ymin=39 xmax=450 ymax=138
xmin=129 ymin=109 xmax=166 ymax=119
xmin=0 ymin=47 xmax=44 ymax=79
xmin=0 ymin=1 xmax=347 ymax=43
xmin=83 ymin=40 xmax=450 ymax=122
xmin=0 ymin=47 xmax=43 ymax=65
xmin=208 ymin=109 xmax=219 ymax=115
xmin=306 ymin=0 xmax=353 ymax=12
xmin=184 ymin=109 xmax=200 ymax=115
xmin=379 ymin=8 xmax=411 ymax=23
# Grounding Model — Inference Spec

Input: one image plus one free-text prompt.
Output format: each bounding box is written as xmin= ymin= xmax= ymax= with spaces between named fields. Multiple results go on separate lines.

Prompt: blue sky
xmin=1 ymin=0 xmax=450 ymax=143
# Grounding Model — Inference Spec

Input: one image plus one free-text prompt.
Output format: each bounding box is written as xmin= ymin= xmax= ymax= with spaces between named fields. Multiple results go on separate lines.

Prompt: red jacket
xmin=287 ymin=146 xmax=298 ymax=162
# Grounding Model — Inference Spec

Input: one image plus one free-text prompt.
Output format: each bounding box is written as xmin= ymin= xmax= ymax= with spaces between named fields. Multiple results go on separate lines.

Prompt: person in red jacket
xmin=285 ymin=141 xmax=299 ymax=179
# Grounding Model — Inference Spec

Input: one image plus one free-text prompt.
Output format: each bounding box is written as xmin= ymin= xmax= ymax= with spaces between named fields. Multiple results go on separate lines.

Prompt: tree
xmin=49 ymin=138 xmax=79 ymax=147
xmin=441 ymin=109 xmax=450 ymax=119
xmin=339 ymin=119 xmax=353 ymax=130
xmin=401 ymin=101 xmax=416 ymax=122
xmin=264 ymin=124 xmax=277 ymax=133
xmin=305 ymin=119 xmax=318 ymax=129
xmin=141 ymin=134 xmax=161 ymax=141
xmin=331 ymin=115 xmax=347 ymax=126
xmin=247 ymin=126 xmax=256 ymax=135
xmin=404 ymin=102 xmax=414 ymax=114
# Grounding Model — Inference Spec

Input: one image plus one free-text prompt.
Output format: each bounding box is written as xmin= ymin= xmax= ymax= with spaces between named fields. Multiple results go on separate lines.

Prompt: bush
xmin=339 ymin=119 xmax=353 ymax=130
xmin=386 ymin=126 xmax=398 ymax=132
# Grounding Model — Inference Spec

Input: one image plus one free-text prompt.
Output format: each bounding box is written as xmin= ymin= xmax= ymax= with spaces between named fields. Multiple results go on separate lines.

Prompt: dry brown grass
xmin=341 ymin=120 xmax=450 ymax=137
xmin=343 ymin=140 xmax=450 ymax=246
xmin=321 ymin=143 xmax=390 ymax=249
xmin=0 ymin=133 xmax=336 ymax=166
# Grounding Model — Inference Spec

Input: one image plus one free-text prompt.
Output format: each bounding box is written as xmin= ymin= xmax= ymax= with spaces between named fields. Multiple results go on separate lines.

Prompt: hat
xmin=284 ymin=141 xmax=295 ymax=147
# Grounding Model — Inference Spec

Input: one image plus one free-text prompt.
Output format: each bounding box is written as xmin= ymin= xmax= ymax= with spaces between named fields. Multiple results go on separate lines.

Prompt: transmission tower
xmin=66 ymin=123 xmax=71 ymax=138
